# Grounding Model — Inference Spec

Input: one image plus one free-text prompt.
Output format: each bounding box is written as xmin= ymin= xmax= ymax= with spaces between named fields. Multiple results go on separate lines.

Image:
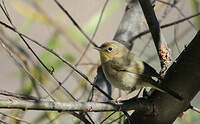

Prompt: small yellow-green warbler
xmin=95 ymin=41 xmax=182 ymax=100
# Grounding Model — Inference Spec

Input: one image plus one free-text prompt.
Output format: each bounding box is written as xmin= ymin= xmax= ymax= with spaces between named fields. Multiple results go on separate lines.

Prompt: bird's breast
xmin=102 ymin=63 xmax=140 ymax=91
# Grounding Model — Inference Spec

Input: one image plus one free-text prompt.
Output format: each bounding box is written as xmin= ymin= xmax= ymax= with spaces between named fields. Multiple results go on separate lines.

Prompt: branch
xmin=190 ymin=105 xmax=200 ymax=113
xmin=128 ymin=31 xmax=200 ymax=124
xmin=0 ymin=90 xmax=39 ymax=101
xmin=129 ymin=11 xmax=200 ymax=43
xmin=0 ymin=37 xmax=55 ymax=101
xmin=54 ymin=0 xmax=98 ymax=48
xmin=156 ymin=0 xmax=197 ymax=30
xmin=0 ymin=112 xmax=31 ymax=124
xmin=0 ymin=98 xmax=151 ymax=112
xmin=138 ymin=0 xmax=172 ymax=73
xmin=138 ymin=0 xmax=160 ymax=49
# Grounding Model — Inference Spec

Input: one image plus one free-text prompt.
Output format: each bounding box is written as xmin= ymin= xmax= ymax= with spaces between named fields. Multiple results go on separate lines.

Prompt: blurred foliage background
xmin=0 ymin=0 xmax=199 ymax=123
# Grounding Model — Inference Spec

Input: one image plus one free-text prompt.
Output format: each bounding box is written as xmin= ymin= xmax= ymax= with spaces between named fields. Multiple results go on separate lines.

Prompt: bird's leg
xmin=112 ymin=87 xmax=136 ymax=103
xmin=111 ymin=88 xmax=144 ymax=104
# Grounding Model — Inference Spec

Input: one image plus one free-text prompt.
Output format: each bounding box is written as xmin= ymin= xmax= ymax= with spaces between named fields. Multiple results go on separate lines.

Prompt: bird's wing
xmin=142 ymin=62 xmax=163 ymax=79
xmin=108 ymin=53 xmax=162 ymax=79
xmin=109 ymin=59 xmax=148 ymax=78
xmin=130 ymin=54 xmax=162 ymax=79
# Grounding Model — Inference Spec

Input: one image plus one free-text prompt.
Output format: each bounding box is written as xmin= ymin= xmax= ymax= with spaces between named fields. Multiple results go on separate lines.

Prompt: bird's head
xmin=95 ymin=41 xmax=128 ymax=62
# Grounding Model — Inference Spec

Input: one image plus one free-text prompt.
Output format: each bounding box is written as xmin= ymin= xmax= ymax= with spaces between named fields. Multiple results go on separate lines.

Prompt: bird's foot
xmin=108 ymin=98 xmax=123 ymax=104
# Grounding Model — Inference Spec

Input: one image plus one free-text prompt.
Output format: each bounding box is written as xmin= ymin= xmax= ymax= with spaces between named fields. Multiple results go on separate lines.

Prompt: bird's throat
xmin=100 ymin=53 xmax=110 ymax=63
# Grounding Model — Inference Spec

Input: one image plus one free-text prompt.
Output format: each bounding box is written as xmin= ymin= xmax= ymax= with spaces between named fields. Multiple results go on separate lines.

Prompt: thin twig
xmin=0 ymin=38 xmax=55 ymax=101
xmin=100 ymin=111 xmax=116 ymax=124
xmin=190 ymin=105 xmax=200 ymax=113
xmin=77 ymin=63 xmax=98 ymax=66
xmin=129 ymin=12 xmax=200 ymax=42
xmin=0 ymin=120 xmax=8 ymax=124
xmin=46 ymin=113 xmax=63 ymax=124
xmin=174 ymin=20 xmax=181 ymax=53
xmin=70 ymin=112 xmax=91 ymax=124
xmin=156 ymin=0 xmax=197 ymax=30
xmin=29 ymin=0 xmax=86 ymax=55
xmin=54 ymin=0 xmax=98 ymax=48
xmin=0 ymin=112 xmax=31 ymax=124
xmin=107 ymin=114 xmax=124 ymax=124
xmin=0 ymin=90 xmax=39 ymax=101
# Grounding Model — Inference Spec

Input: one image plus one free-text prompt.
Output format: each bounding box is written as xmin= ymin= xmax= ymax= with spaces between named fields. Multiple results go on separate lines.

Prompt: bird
xmin=95 ymin=41 xmax=182 ymax=101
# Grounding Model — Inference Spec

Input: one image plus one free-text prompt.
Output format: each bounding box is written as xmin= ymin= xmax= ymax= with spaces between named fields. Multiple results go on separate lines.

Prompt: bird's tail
xmin=140 ymin=80 xmax=183 ymax=101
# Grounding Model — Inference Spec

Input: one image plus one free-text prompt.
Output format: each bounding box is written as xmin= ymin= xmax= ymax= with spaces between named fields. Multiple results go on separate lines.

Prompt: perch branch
xmin=0 ymin=98 xmax=151 ymax=113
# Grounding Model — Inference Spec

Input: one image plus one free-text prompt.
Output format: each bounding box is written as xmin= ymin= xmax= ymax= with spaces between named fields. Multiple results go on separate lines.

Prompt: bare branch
xmin=0 ymin=38 xmax=55 ymax=101
xmin=100 ymin=111 xmax=116 ymax=124
xmin=138 ymin=0 xmax=172 ymax=72
xmin=129 ymin=12 xmax=200 ymax=42
xmin=156 ymin=0 xmax=197 ymax=30
xmin=0 ymin=98 xmax=151 ymax=112
xmin=0 ymin=90 xmax=38 ymax=101
xmin=190 ymin=105 xmax=200 ymax=113
xmin=0 ymin=112 xmax=31 ymax=124
xmin=0 ymin=120 xmax=8 ymax=124
xmin=107 ymin=114 xmax=124 ymax=124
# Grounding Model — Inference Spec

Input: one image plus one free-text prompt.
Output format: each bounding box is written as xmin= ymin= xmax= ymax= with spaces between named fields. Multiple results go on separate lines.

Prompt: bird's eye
xmin=107 ymin=47 xmax=112 ymax=52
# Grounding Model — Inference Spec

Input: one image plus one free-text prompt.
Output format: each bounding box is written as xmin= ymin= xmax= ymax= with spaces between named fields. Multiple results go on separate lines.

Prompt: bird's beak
xmin=94 ymin=46 xmax=102 ymax=51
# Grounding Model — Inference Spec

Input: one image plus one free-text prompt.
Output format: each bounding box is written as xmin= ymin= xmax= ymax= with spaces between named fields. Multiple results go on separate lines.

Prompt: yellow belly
xmin=103 ymin=68 xmax=139 ymax=91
